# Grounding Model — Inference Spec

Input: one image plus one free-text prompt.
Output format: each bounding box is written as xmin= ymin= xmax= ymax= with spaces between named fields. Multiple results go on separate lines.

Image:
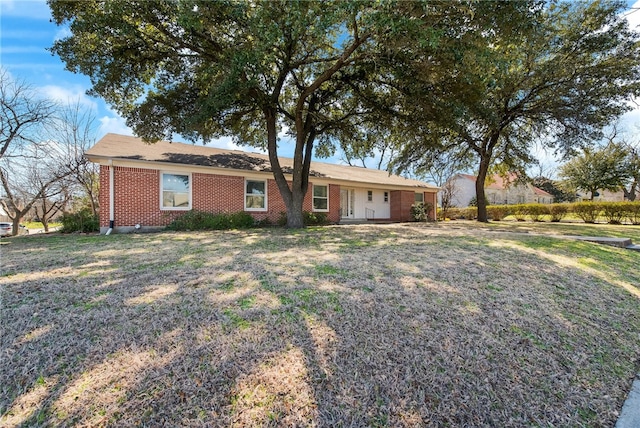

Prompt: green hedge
xmin=60 ymin=209 xmax=99 ymax=233
xmin=487 ymin=205 xmax=510 ymax=221
xmin=166 ymin=210 xmax=255 ymax=231
xmin=482 ymin=201 xmax=640 ymax=224
xmin=549 ymin=204 xmax=570 ymax=222
xmin=572 ymin=202 xmax=602 ymax=224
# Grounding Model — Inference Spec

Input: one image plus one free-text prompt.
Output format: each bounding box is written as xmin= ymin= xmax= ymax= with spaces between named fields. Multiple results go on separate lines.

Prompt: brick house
xmin=86 ymin=134 xmax=438 ymax=233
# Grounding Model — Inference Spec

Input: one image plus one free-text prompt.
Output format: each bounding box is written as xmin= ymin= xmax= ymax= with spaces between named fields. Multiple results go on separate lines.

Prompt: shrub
xmin=625 ymin=201 xmax=640 ymax=225
xmin=166 ymin=210 xmax=255 ymax=231
xmin=601 ymin=202 xmax=626 ymax=225
xmin=410 ymin=202 xmax=434 ymax=222
xmin=511 ymin=204 xmax=528 ymax=221
xmin=526 ymin=204 xmax=550 ymax=222
xmin=446 ymin=207 xmax=463 ymax=220
xmin=487 ymin=205 xmax=510 ymax=221
xmin=572 ymin=202 xmax=602 ymax=223
xmin=60 ymin=209 xmax=99 ymax=233
xmin=304 ymin=211 xmax=329 ymax=226
xmin=277 ymin=211 xmax=330 ymax=227
xmin=462 ymin=206 xmax=478 ymax=220
xmin=549 ymin=204 xmax=569 ymax=222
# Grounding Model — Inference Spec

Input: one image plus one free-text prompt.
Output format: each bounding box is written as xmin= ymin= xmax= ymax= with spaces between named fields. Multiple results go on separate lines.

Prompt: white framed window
xmin=415 ymin=192 xmax=424 ymax=203
xmin=245 ymin=179 xmax=267 ymax=211
xmin=384 ymin=191 xmax=389 ymax=203
xmin=313 ymin=184 xmax=329 ymax=211
xmin=161 ymin=172 xmax=191 ymax=210
xmin=367 ymin=190 xmax=373 ymax=202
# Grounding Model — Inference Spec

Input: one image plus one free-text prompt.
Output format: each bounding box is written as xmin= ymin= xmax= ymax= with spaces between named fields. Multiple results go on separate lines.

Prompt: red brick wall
xmin=424 ymin=191 xmax=437 ymax=220
xmin=389 ymin=190 xmax=437 ymax=222
xmin=99 ymin=165 xmax=110 ymax=226
xmin=99 ymin=166 xmax=342 ymax=227
xmin=390 ymin=190 xmax=415 ymax=222
xmin=327 ymin=184 xmax=341 ymax=223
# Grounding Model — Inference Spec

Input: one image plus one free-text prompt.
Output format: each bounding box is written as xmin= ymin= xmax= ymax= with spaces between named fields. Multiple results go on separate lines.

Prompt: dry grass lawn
xmin=1 ymin=222 xmax=639 ymax=427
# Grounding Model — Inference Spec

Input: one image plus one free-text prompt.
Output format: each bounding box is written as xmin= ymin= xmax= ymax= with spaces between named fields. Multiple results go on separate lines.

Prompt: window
xmin=415 ymin=192 xmax=424 ymax=203
xmin=161 ymin=173 xmax=190 ymax=209
xmin=313 ymin=185 xmax=328 ymax=211
xmin=367 ymin=190 xmax=373 ymax=202
xmin=384 ymin=191 xmax=389 ymax=203
xmin=245 ymin=179 xmax=266 ymax=210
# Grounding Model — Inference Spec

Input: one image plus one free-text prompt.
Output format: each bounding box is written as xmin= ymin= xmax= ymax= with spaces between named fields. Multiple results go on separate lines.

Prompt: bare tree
xmin=0 ymin=70 xmax=56 ymax=161
xmin=55 ymin=103 xmax=99 ymax=216
xmin=0 ymin=71 xmax=95 ymax=235
xmin=32 ymin=176 xmax=74 ymax=232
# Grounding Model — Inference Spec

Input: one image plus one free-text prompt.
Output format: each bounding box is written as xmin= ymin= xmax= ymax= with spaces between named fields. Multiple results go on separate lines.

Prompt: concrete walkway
xmin=616 ymin=375 xmax=640 ymax=428
xmin=564 ymin=235 xmax=640 ymax=251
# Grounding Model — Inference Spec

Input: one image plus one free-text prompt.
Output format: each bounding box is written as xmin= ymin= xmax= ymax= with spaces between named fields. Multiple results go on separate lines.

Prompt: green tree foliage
xmin=392 ymin=0 xmax=640 ymax=222
xmin=532 ymin=176 xmax=576 ymax=203
xmin=559 ymin=143 xmax=631 ymax=201
xmin=48 ymin=0 xmax=469 ymax=228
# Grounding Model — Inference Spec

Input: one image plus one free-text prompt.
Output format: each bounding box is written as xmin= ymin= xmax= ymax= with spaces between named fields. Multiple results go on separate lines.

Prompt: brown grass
xmin=1 ymin=223 xmax=639 ymax=427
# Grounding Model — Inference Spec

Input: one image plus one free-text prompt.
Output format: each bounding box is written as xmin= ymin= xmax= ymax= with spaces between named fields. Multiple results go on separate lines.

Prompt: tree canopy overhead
xmin=391 ymin=0 xmax=640 ymax=221
xmin=49 ymin=0 xmax=472 ymax=227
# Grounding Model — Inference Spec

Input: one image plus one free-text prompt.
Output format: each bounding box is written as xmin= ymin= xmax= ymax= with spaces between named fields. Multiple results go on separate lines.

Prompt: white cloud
xmin=39 ymin=84 xmax=97 ymax=110
xmin=625 ymin=1 xmax=640 ymax=31
xmin=98 ymin=114 xmax=133 ymax=137
xmin=0 ymin=0 xmax=52 ymax=20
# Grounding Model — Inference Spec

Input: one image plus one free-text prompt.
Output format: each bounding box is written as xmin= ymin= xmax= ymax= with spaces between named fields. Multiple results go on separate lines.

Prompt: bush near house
xmin=60 ymin=209 xmax=99 ymax=233
xmin=410 ymin=202 xmax=434 ymax=222
xmin=166 ymin=210 xmax=255 ymax=231
xmin=277 ymin=211 xmax=331 ymax=227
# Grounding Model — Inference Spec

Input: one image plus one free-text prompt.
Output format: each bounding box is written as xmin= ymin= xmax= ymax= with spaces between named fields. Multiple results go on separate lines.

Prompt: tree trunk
xmin=476 ymin=154 xmax=490 ymax=222
xmin=623 ymin=181 xmax=637 ymax=201
xmin=12 ymin=216 xmax=21 ymax=236
xmin=263 ymin=107 xmax=307 ymax=228
xmin=286 ymin=189 xmax=305 ymax=228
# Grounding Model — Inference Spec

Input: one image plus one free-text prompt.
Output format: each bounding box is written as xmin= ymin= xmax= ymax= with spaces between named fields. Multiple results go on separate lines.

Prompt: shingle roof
xmin=87 ymin=134 xmax=437 ymax=190
xmin=456 ymin=172 xmax=553 ymax=197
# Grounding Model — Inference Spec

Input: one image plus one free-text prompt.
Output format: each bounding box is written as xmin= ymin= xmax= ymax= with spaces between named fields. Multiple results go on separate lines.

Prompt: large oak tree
xmin=49 ymin=0 xmax=474 ymax=227
xmin=392 ymin=0 xmax=640 ymax=221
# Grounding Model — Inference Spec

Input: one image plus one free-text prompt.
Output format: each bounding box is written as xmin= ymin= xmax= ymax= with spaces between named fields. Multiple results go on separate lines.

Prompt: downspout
xmin=105 ymin=160 xmax=115 ymax=235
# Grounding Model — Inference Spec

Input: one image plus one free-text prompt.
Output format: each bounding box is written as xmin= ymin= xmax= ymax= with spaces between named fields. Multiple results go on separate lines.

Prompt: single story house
xmin=446 ymin=173 xmax=554 ymax=207
xmin=86 ymin=134 xmax=438 ymax=233
xmin=576 ymin=189 xmax=626 ymax=202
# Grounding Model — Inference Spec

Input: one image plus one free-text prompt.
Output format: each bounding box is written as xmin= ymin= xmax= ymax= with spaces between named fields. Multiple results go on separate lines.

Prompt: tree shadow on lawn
xmin=1 ymin=228 xmax=639 ymax=427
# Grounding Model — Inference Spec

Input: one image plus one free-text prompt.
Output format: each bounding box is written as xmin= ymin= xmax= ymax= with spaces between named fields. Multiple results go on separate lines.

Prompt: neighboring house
xmin=86 ymin=134 xmax=438 ymax=233
xmin=445 ymin=173 xmax=554 ymax=207
xmin=576 ymin=189 xmax=626 ymax=202
xmin=0 ymin=204 xmax=9 ymax=222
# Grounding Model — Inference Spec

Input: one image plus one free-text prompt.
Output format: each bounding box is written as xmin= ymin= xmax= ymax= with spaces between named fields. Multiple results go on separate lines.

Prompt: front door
xmin=340 ymin=189 xmax=353 ymax=218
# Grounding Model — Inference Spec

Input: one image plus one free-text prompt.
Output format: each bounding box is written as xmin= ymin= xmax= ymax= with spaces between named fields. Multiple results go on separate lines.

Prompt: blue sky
xmin=1 ymin=0 xmax=640 ymax=170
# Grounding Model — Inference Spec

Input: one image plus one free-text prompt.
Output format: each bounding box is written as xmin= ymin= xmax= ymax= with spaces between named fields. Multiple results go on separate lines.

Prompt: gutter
xmin=106 ymin=160 xmax=115 ymax=235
